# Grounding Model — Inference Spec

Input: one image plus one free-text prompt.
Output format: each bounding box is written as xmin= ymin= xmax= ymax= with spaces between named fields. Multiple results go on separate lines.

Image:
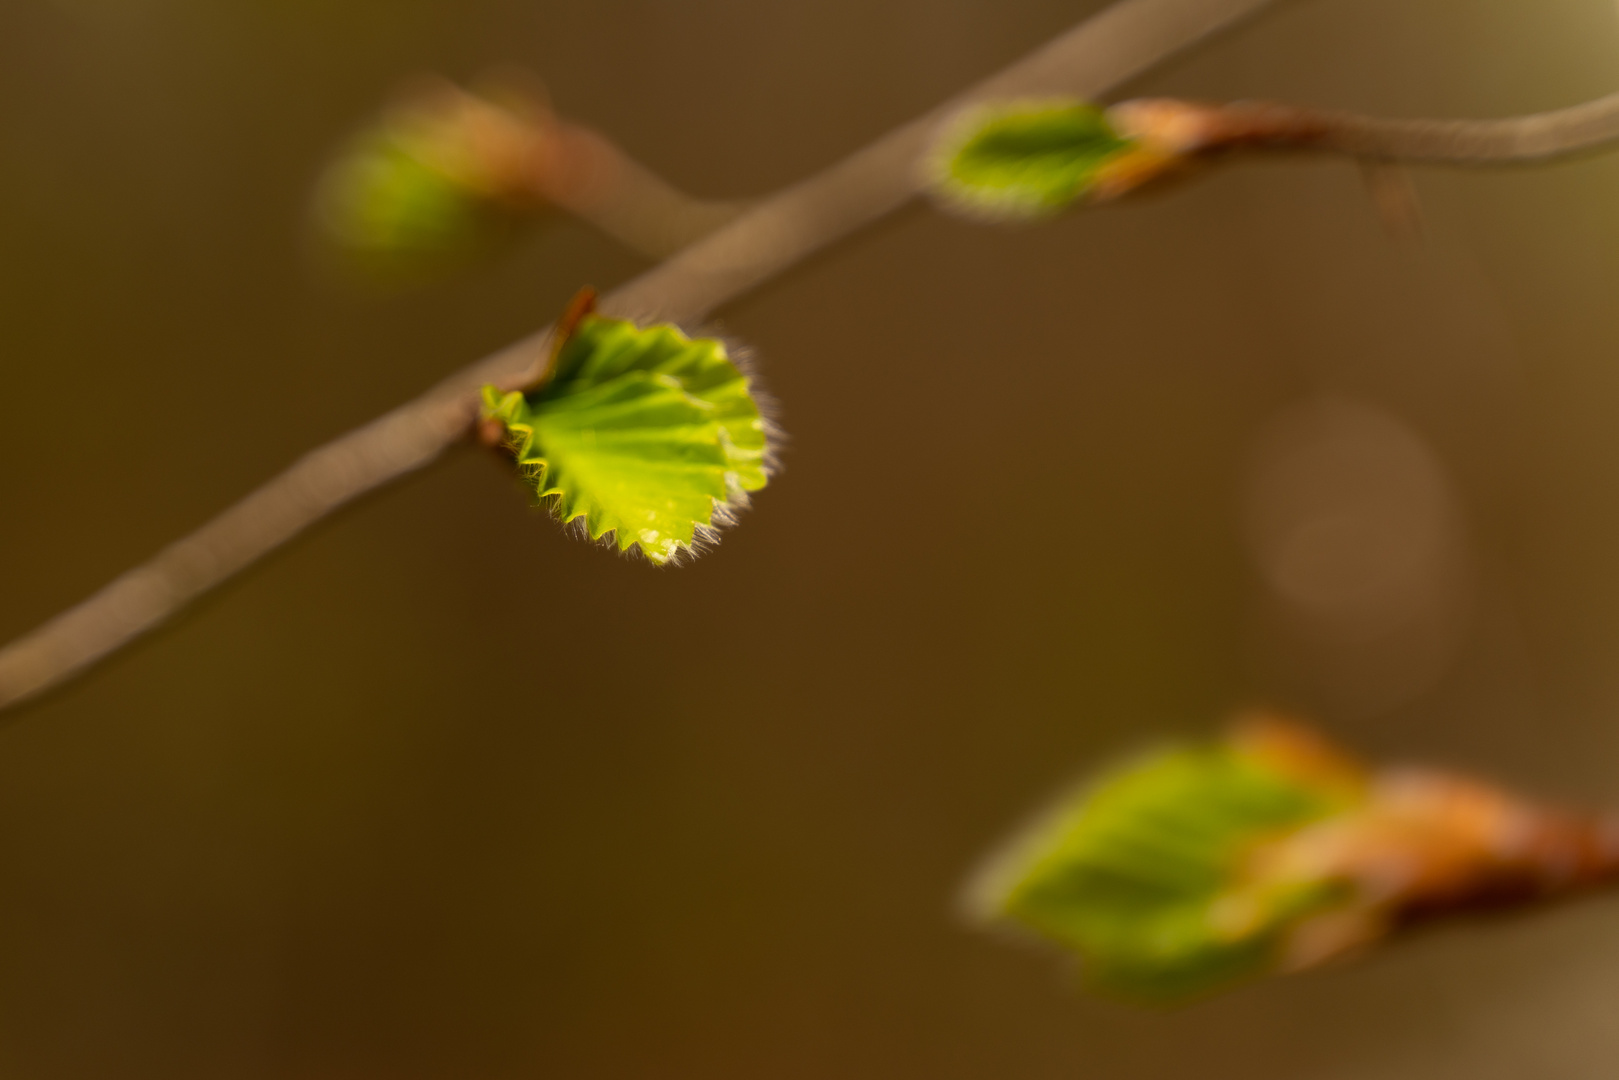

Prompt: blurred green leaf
xmin=318 ymin=131 xmax=497 ymax=257
xmin=970 ymin=734 xmax=1360 ymax=1001
xmin=928 ymin=100 xmax=1136 ymax=220
xmin=313 ymin=82 xmax=546 ymax=278
xmin=482 ymin=315 xmax=774 ymax=566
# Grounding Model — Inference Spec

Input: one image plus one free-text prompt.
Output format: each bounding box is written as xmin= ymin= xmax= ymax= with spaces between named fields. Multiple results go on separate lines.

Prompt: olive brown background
xmin=5 ymin=0 xmax=1619 ymax=1075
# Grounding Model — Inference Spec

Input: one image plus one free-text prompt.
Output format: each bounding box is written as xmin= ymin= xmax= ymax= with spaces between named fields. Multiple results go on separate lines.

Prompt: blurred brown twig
xmin=416 ymin=76 xmax=748 ymax=258
xmin=1097 ymin=90 xmax=1619 ymax=195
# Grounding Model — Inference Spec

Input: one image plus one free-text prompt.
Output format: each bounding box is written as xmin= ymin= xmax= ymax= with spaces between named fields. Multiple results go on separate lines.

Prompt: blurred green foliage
xmin=971 ymin=727 xmax=1364 ymax=1001
xmin=313 ymin=81 xmax=549 ymax=279
xmin=929 ymin=100 xmax=1136 ymax=220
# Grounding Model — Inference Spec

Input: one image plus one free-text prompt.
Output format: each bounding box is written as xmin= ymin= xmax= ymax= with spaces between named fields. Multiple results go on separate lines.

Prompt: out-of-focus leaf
xmin=969 ymin=727 xmax=1360 ymax=1000
xmin=970 ymin=717 xmax=1619 ymax=1004
xmin=313 ymin=81 xmax=548 ymax=276
xmin=927 ymin=100 xmax=1139 ymax=220
xmin=481 ymin=315 xmax=774 ymax=566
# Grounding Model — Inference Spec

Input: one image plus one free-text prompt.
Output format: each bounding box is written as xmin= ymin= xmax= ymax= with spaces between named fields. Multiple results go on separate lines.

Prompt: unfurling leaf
xmin=481 ymin=312 xmax=775 ymax=566
xmin=967 ymin=717 xmax=1619 ymax=1003
xmin=314 ymin=78 xmax=551 ymax=275
xmin=924 ymin=97 xmax=1233 ymax=220
xmin=968 ymin=719 xmax=1359 ymax=1001
xmin=927 ymin=100 xmax=1142 ymax=220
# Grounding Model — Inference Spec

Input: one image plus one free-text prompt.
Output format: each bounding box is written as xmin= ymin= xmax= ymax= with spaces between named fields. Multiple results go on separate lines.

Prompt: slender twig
xmin=420 ymin=77 xmax=746 ymax=258
xmin=537 ymin=122 xmax=747 ymax=258
xmin=0 ymin=0 xmax=1284 ymax=713
xmin=1109 ymin=90 xmax=1619 ymax=165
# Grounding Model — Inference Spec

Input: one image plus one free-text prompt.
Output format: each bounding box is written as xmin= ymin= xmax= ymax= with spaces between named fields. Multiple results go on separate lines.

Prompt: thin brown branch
xmin=425 ymin=77 xmax=747 ymax=258
xmin=1311 ymin=91 xmax=1619 ymax=163
xmin=1111 ymin=90 xmax=1619 ymax=167
xmin=537 ymin=122 xmax=748 ymax=259
xmin=0 ymin=0 xmax=1285 ymax=714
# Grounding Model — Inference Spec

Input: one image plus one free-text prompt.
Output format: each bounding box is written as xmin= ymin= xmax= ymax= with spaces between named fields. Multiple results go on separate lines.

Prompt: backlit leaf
xmin=481 ymin=315 xmax=775 ymax=566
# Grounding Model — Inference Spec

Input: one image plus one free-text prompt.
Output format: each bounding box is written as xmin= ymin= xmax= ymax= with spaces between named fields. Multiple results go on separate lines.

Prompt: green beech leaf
xmin=481 ymin=315 xmax=774 ymax=566
xmin=927 ymin=99 xmax=1138 ymax=220
xmin=968 ymin=733 xmax=1363 ymax=1002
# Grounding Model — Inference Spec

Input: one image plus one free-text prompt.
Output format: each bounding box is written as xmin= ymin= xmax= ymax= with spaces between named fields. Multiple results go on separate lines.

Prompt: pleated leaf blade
xmin=482 ymin=315 xmax=772 ymax=565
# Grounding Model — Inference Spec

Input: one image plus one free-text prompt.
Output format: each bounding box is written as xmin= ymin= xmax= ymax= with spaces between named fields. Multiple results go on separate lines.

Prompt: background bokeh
xmin=6 ymin=0 xmax=1619 ymax=1075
